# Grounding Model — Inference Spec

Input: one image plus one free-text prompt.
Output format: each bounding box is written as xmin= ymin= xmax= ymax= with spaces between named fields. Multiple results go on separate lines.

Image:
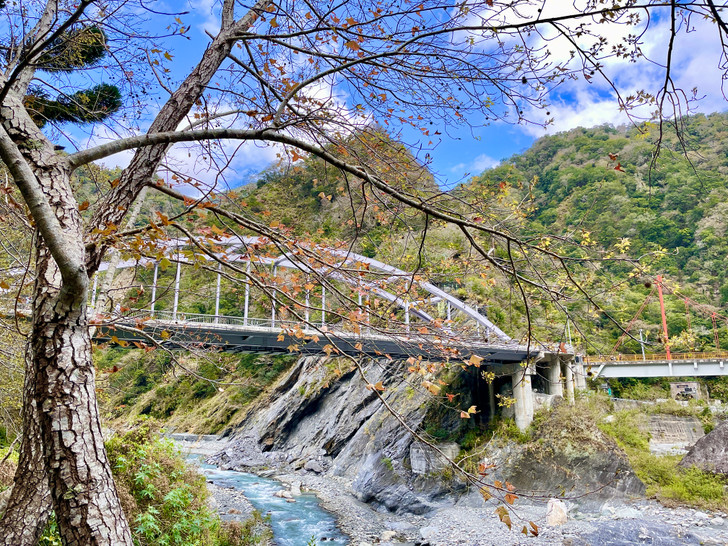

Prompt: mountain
xmin=467 ymin=112 xmax=728 ymax=355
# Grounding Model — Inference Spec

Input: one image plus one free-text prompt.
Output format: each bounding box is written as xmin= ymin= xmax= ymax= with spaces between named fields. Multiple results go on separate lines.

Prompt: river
xmin=189 ymin=456 xmax=349 ymax=545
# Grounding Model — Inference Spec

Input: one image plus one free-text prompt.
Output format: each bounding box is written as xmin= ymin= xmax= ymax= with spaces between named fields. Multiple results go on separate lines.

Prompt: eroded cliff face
xmin=210 ymin=355 xmax=647 ymax=515
xmin=210 ymin=355 xmax=462 ymax=514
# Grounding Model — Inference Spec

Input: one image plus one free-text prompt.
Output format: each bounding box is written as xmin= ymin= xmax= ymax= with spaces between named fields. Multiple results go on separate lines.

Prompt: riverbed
xmin=173 ymin=435 xmax=728 ymax=546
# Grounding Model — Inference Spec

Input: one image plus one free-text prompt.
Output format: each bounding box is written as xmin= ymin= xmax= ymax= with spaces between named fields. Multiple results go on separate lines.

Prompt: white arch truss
xmin=101 ymin=235 xmax=512 ymax=343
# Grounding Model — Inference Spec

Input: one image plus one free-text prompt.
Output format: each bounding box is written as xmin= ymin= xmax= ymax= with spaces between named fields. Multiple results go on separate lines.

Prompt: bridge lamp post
xmin=89 ymin=273 xmax=99 ymax=312
xmin=172 ymin=250 xmax=181 ymax=321
xmin=305 ymin=283 xmax=310 ymax=324
xmin=271 ymin=265 xmax=277 ymax=328
xmin=214 ymin=262 xmax=221 ymax=324
xmin=321 ymin=286 xmax=326 ymax=327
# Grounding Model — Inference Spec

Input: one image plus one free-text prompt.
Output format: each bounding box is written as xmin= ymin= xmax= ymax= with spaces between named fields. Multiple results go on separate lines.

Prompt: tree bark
xmin=32 ymin=245 xmax=133 ymax=545
xmin=0 ymin=349 xmax=52 ymax=546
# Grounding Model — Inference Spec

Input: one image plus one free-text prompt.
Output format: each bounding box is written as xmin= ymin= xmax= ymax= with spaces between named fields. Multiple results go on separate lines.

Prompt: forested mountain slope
xmin=489 ymin=113 xmax=728 ymax=301
xmin=468 ymin=112 xmax=728 ymax=355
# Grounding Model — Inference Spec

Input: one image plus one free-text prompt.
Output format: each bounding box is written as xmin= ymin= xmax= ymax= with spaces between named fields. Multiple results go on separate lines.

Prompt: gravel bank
xmin=172 ymin=436 xmax=728 ymax=546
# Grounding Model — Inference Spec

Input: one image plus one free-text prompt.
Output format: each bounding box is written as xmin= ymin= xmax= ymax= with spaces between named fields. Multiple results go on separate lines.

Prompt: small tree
xmin=0 ymin=0 xmax=726 ymax=544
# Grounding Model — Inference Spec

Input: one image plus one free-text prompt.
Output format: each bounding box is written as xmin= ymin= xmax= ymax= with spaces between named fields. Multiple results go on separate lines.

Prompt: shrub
xmin=106 ymin=424 xmax=230 ymax=545
xmin=598 ymin=409 xmax=728 ymax=511
xmin=32 ymin=423 xmax=272 ymax=545
xmin=628 ymin=451 xmax=728 ymax=510
xmin=597 ymin=410 xmax=649 ymax=451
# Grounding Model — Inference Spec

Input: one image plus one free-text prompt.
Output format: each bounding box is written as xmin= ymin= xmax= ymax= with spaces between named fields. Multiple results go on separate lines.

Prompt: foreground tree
xmin=0 ymin=0 xmax=727 ymax=543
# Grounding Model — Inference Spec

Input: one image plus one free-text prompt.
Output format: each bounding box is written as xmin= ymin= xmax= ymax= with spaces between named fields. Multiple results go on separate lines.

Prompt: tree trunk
xmin=0 ymin=349 xmax=52 ymax=546
xmin=32 ymin=247 xmax=133 ymax=545
xmin=0 ymin=102 xmax=134 ymax=544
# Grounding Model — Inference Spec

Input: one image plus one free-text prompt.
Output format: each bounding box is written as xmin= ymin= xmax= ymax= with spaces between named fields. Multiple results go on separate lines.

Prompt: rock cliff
xmin=211 ymin=355 xmax=462 ymax=514
xmin=210 ymin=355 xmax=649 ymax=515
xmin=680 ymin=419 xmax=728 ymax=475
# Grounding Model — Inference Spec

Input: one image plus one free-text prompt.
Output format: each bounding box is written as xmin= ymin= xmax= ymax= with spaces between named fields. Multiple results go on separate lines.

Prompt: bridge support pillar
xmin=488 ymin=379 xmax=496 ymax=421
xmin=512 ymin=364 xmax=534 ymax=431
xmin=547 ymin=354 xmax=564 ymax=397
xmin=563 ymin=357 xmax=575 ymax=404
xmin=574 ymin=358 xmax=587 ymax=390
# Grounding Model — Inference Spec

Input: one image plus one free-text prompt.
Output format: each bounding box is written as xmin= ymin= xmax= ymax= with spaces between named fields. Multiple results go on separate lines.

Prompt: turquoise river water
xmin=194 ymin=460 xmax=349 ymax=545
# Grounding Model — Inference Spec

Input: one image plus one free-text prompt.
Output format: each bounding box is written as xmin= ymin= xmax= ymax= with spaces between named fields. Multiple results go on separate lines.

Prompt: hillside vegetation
xmin=466 ymin=113 xmax=728 ymax=356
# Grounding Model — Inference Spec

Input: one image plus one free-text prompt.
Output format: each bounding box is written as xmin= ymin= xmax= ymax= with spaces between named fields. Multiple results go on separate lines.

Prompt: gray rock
xmin=487 ymin=412 xmax=646 ymax=510
xmin=419 ymin=526 xmax=438 ymax=539
xmin=680 ymin=420 xmax=728 ymax=475
xmin=579 ymin=519 xmax=704 ymax=545
xmin=304 ymin=460 xmax=324 ymax=473
xmin=274 ymin=489 xmax=293 ymax=499
xmin=409 ymin=442 xmax=459 ymax=475
xmin=613 ymin=506 xmax=643 ymax=519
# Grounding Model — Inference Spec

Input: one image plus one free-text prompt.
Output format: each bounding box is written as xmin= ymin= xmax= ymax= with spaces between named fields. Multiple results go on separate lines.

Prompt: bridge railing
xmin=586 ymin=351 xmax=728 ymax=363
xmin=111 ymin=308 xmax=527 ymax=351
xmin=123 ymin=309 xmax=393 ymax=340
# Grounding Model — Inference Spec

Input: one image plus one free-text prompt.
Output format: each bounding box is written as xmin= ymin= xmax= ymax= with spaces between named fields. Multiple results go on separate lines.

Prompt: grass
xmin=102 ymin=351 xmax=297 ymax=434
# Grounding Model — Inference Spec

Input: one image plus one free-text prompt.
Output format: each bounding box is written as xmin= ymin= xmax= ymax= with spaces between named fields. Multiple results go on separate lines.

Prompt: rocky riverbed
xmin=174 ymin=435 xmax=728 ymax=546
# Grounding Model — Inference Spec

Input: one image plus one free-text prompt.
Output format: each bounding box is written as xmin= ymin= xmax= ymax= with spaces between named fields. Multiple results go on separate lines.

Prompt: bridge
xmin=93 ymin=235 xmax=535 ymax=359
xmin=89 ymin=235 xmax=584 ymax=430
xmin=583 ymin=275 xmax=728 ymax=381
xmin=585 ymin=352 xmax=728 ymax=378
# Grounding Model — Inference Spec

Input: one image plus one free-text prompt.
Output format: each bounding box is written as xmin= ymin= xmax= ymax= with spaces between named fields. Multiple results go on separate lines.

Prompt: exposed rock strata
xmin=211 ymin=355 xmax=646 ymax=515
xmin=211 ymin=356 xmax=460 ymax=514
xmin=680 ymin=419 xmax=728 ymax=475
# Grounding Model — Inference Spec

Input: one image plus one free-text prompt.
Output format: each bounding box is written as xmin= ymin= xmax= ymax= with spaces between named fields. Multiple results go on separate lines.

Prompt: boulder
xmin=483 ymin=403 xmax=645 ymax=511
xmin=546 ymin=498 xmax=568 ymax=526
xmin=304 ymin=459 xmax=324 ymax=473
xmin=290 ymin=481 xmax=302 ymax=496
xmin=679 ymin=419 xmax=728 ymax=475
xmin=274 ymin=489 xmax=293 ymax=499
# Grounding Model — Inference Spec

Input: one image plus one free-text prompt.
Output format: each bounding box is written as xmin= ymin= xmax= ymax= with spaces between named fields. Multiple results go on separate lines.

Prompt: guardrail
xmin=111 ymin=309 xmax=528 ymax=351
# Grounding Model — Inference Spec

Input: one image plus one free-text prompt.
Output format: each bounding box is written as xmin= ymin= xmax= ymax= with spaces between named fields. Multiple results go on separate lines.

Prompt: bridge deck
xmin=587 ymin=352 xmax=728 ymax=378
xmin=96 ymin=314 xmax=538 ymax=363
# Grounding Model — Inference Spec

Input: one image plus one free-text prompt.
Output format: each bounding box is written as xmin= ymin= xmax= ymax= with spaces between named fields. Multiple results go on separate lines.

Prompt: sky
xmin=59 ymin=1 xmax=728 ymax=191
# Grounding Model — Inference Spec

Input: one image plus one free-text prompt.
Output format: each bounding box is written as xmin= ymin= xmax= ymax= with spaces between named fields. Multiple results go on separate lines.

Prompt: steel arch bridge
xmin=94 ymin=235 xmax=540 ymax=363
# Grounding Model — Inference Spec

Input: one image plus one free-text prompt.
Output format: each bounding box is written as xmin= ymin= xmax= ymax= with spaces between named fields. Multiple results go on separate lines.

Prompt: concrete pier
xmin=575 ymin=358 xmax=588 ymax=390
xmin=512 ymin=364 xmax=535 ymax=431
xmin=547 ymin=354 xmax=564 ymax=397
xmin=564 ymin=357 xmax=575 ymax=404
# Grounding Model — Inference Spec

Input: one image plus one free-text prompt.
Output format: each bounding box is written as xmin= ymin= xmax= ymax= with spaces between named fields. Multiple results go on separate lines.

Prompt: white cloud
xmin=455 ymin=3 xmax=728 ymax=138
xmin=450 ymin=153 xmax=500 ymax=175
xmin=187 ymin=0 xmax=221 ymax=36
xmin=513 ymin=8 xmax=728 ymax=136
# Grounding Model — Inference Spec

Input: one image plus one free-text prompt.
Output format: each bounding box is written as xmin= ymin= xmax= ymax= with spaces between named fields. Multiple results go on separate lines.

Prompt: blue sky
xmin=62 ymin=1 xmax=728 ymax=191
